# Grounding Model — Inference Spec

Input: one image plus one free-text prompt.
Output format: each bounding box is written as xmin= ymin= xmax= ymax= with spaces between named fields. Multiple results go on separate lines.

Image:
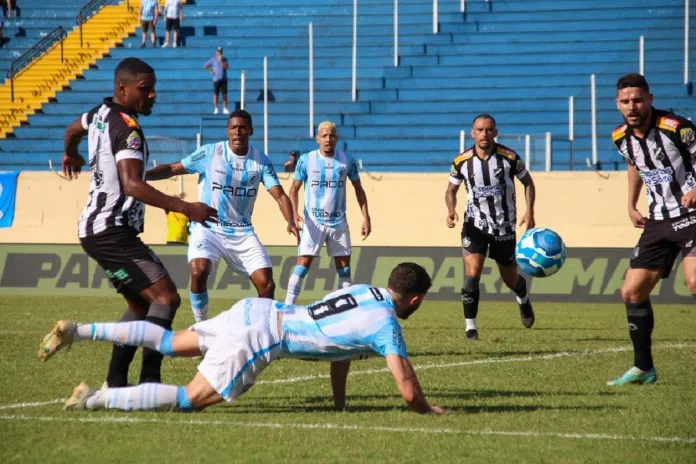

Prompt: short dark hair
xmin=290 ymin=150 xmax=299 ymax=157
xmin=114 ymin=58 xmax=154 ymax=83
xmin=617 ymin=73 xmax=650 ymax=92
xmin=388 ymin=262 xmax=432 ymax=296
xmin=472 ymin=113 xmax=496 ymax=127
xmin=228 ymin=109 xmax=253 ymax=127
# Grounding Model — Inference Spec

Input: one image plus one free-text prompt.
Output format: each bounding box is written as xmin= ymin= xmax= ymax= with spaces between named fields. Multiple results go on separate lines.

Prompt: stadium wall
xmin=0 ymin=171 xmax=645 ymax=247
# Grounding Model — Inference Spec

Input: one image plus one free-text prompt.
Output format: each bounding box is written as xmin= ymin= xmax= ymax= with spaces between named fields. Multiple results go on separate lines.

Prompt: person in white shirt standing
xmin=162 ymin=0 xmax=183 ymax=48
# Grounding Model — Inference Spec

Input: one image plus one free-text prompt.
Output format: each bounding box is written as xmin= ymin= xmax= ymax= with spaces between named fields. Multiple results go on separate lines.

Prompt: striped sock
xmin=285 ymin=265 xmax=308 ymax=304
xmin=190 ymin=290 xmax=209 ymax=323
xmin=85 ymin=383 xmax=180 ymax=411
xmin=76 ymin=322 xmax=174 ymax=355
xmin=337 ymin=266 xmax=352 ymax=289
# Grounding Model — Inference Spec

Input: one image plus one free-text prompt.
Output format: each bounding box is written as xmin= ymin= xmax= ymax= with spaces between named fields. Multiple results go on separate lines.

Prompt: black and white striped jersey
xmin=77 ymin=98 xmax=149 ymax=238
xmin=449 ymin=144 xmax=529 ymax=236
xmin=613 ymin=108 xmax=696 ymax=221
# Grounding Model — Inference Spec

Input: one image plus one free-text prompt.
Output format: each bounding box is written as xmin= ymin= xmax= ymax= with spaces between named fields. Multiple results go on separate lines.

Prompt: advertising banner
xmin=0 ymin=171 xmax=19 ymax=228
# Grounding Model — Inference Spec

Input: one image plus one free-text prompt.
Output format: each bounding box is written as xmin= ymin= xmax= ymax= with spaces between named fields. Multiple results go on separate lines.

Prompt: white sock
xmin=75 ymin=322 xmax=170 ymax=353
xmin=516 ymin=295 xmax=529 ymax=304
xmin=337 ymin=266 xmax=352 ymax=289
xmin=85 ymin=384 xmax=180 ymax=411
xmin=190 ymin=291 xmax=209 ymax=323
xmin=285 ymin=274 xmax=303 ymax=304
xmin=465 ymin=318 xmax=477 ymax=331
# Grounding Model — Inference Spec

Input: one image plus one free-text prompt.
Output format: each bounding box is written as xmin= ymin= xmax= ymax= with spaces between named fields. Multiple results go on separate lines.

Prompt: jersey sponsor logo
xmin=462 ymin=236 xmax=472 ymax=248
xmin=681 ymin=127 xmax=695 ymax=145
xmin=218 ymin=218 xmax=252 ymax=228
xmin=126 ymin=131 xmax=142 ymax=150
xmin=266 ymin=163 xmax=278 ymax=180
xmin=92 ymin=114 xmax=106 ymax=133
xmin=211 ymin=182 xmax=258 ymax=197
xmin=639 ymin=167 xmax=673 ymax=186
xmin=496 ymin=145 xmax=517 ymax=160
xmin=311 ymin=208 xmax=342 ymax=219
xmin=190 ymin=150 xmax=206 ymax=162
xmin=392 ymin=326 xmax=404 ymax=352
xmin=338 ymin=166 xmax=346 ymax=177
xmin=119 ymin=112 xmax=139 ymax=129
xmin=473 ymin=184 xmax=505 ymax=198
xmin=652 ymin=147 xmax=665 ymax=161
xmin=672 ymin=214 xmax=696 ymax=231
xmin=612 ymin=124 xmax=627 ymax=142
xmin=657 ymin=116 xmax=679 ymax=132
xmin=493 ymin=234 xmax=515 ymax=242
xmin=686 ymin=173 xmax=696 ymax=189
xmin=493 ymin=167 xmax=504 ymax=179
xmin=310 ymin=180 xmax=345 ymax=188
xmin=247 ymin=171 xmax=259 ymax=185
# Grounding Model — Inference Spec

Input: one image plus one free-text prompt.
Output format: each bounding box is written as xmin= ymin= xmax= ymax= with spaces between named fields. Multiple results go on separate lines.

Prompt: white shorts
xmin=191 ymin=298 xmax=282 ymax=403
xmin=188 ymin=225 xmax=272 ymax=276
xmin=298 ymin=219 xmax=351 ymax=257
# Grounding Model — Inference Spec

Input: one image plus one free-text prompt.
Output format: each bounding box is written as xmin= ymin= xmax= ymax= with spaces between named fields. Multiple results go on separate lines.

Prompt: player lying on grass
xmin=39 ymin=263 xmax=446 ymax=415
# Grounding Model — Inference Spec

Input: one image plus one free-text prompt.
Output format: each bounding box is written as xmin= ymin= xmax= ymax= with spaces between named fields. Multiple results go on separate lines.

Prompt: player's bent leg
xmin=682 ymin=256 xmax=696 ymax=296
xmin=334 ymin=255 xmax=352 ymax=289
xmin=609 ymin=268 xmax=662 ymax=386
xmin=250 ymin=267 xmax=276 ymax=299
xmin=65 ymin=381 xmax=203 ymax=412
xmin=189 ymin=258 xmax=213 ymax=323
xmin=185 ymin=372 xmax=225 ymax=411
xmin=286 ymin=256 xmax=313 ymax=304
xmin=498 ymin=264 xmax=534 ymax=329
xmin=461 ymin=253 xmax=485 ymax=340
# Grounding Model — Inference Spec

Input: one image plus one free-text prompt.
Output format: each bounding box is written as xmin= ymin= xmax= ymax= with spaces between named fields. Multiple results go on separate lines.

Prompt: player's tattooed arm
xmin=386 ymin=355 xmax=445 ymax=414
xmin=330 ymin=361 xmax=351 ymax=411
xmin=518 ymin=173 xmax=536 ymax=230
xmin=445 ymin=183 xmax=460 ymax=228
xmin=145 ymin=161 xmax=188 ymax=181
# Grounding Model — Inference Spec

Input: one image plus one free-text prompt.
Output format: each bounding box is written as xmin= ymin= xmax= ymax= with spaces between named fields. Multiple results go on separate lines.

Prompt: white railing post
xmin=639 ymin=35 xmax=645 ymax=76
xmin=263 ymin=56 xmax=269 ymax=156
xmin=309 ymin=22 xmax=314 ymax=137
xmin=461 ymin=0 xmax=466 ymax=13
xmin=240 ymin=70 xmax=245 ymax=110
xmin=459 ymin=130 xmax=465 ymax=153
xmin=524 ymin=134 xmax=531 ymax=170
xmin=568 ymin=95 xmax=575 ymax=170
xmin=685 ymin=0 xmax=690 ymax=85
xmin=545 ymin=132 xmax=552 ymax=172
xmin=352 ymin=0 xmax=357 ymax=102
xmin=393 ymin=0 xmax=399 ymax=67
xmin=591 ymin=73 xmax=598 ymax=166
xmin=196 ymin=132 xmax=201 ymax=149
xmin=432 ymin=0 xmax=439 ymax=34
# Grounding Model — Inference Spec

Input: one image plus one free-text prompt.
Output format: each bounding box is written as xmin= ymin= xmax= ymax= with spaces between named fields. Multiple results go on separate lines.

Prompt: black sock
xmin=139 ymin=315 xmax=172 ymax=384
xmin=512 ymin=275 xmax=528 ymax=302
xmin=626 ymin=299 xmax=655 ymax=371
xmin=106 ymin=309 xmax=143 ymax=387
xmin=461 ymin=276 xmax=480 ymax=321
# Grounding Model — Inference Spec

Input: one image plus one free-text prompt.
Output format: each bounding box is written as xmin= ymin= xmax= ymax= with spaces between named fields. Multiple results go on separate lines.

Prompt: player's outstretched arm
xmin=145 ymin=161 xmax=188 ymax=181
xmin=518 ymin=173 xmax=536 ymax=230
xmin=269 ymin=185 xmax=300 ymax=241
xmin=385 ymin=354 xmax=445 ymax=414
xmin=330 ymin=360 xmax=351 ymax=411
xmin=351 ymin=179 xmax=371 ymax=240
xmin=62 ymin=117 xmax=88 ymax=179
xmin=118 ymin=159 xmax=218 ymax=225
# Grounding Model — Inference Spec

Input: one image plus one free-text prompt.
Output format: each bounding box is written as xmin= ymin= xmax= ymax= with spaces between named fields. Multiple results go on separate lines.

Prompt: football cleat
xmin=38 ymin=320 xmax=77 ymax=361
xmin=607 ymin=367 xmax=657 ymax=386
xmin=519 ymin=301 xmax=535 ymax=329
xmin=64 ymin=382 xmax=97 ymax=410
xmin=465 ymin=329 xmax=479 ymax=341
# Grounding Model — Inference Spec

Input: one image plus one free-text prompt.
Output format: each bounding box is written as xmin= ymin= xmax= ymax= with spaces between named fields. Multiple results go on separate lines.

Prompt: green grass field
xmin=1 ymin=295 xmax=695 ymax=463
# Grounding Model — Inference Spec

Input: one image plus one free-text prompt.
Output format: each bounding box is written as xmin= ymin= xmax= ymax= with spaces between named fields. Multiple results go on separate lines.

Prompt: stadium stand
xmin=0 ymin=0 xmax=693 ymax=171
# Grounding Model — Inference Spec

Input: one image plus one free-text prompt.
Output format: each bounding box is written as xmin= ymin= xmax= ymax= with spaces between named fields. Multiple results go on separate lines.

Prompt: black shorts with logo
xmin=631 ymin=212 xmax=696 ymax=278
xmin=461 ymin=221 xmax=516 ymax=267
xmin=80 ymin=227 xmax=168 ymax=294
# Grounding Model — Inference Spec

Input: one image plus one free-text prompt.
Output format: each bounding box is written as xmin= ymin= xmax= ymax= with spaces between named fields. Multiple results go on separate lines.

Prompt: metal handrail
xmin=76 ymin=0 xmax=121 ymax=47
xmin=7 ymin=26 xmax=66 ymax=102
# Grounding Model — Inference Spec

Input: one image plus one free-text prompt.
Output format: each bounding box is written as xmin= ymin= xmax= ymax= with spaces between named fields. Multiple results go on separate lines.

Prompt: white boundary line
xmin=0 ymin=414 xmax=694 ymax=444
xmin=257 ymin=342 xmax=695 ymax=385
xmin=1 ymin=342 xmax=693 ymax=411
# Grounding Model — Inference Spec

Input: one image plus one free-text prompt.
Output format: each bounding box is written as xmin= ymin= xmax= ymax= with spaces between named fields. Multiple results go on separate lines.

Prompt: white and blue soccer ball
xmin=515 ymin=228 xmax=567 ymax=278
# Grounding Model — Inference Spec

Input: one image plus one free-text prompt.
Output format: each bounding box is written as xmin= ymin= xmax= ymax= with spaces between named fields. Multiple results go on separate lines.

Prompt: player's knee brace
xmin=512 ymin=275 xmax=528 ymax=297
xmin=461 ymin=276 xmax=480 ymax=319
xmin=293 ymin=265 xmax=309 ymax=278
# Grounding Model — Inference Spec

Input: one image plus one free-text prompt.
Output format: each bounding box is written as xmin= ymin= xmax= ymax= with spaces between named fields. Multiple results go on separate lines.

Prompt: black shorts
xmin=461 ymin=221 xmax=516 ymax=267
xmin=80 ymin=227 xmax=168 ymax=294
xmin=630 ymin=212 xmax=696 ymax=278
xmin=140 ymin=20 xmax=154 ymax=32
xmin=213 ymin=79 xmax=227 ymax=96
xmin=165 ymin=18 xmax=180 ymax=32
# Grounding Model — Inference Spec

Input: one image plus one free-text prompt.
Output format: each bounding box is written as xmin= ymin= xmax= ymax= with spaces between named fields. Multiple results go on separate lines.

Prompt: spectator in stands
xmin=4 ymin=0 xmax=12 ymax=18
xmin=204 ymin=47 xmax=229 ymax=115
xmin=140 ymin=0 xmax=159 ymax=48
xmin=284 ymin=150 xmax=299 ymax=172
xmin=162 ymin=0 xmax=183 ymax=48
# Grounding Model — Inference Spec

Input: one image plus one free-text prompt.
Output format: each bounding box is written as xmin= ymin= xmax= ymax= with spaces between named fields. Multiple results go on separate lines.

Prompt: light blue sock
xmin=285 ymin=265 xmax=309 ymax=304
xmin=190 ymin=290 xmax=209 ymax=323
xmin=337 ymin=266 xmax=352 ymax=289
xmin=76 ymin=322 xmax=174 ymax=354
xmin=176 ymin=386 xmax=195 ymax=412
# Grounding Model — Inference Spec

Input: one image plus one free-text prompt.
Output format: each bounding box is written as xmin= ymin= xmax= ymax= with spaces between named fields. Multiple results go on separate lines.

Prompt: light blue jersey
xmin=293 ymin=150 xmax=360 ymax=226
xmin=181 ymin=142 xmax=280 ymax=236
xmin=279 ymin=284 xmax=408 ymax=361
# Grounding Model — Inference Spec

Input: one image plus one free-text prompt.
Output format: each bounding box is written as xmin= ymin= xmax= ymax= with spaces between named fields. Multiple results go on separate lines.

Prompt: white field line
xmin=257 ymin=342 xmax=696 ymax=385
xmin=1 ymin=342 xmax=693 ymax=410
xmin=0 ymin=414 xmax=694 ymax=444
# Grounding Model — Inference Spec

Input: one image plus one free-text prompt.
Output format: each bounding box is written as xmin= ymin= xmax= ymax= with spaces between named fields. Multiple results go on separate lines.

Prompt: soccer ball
xmin=515 ymin=228 xmax=567 ymax=277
